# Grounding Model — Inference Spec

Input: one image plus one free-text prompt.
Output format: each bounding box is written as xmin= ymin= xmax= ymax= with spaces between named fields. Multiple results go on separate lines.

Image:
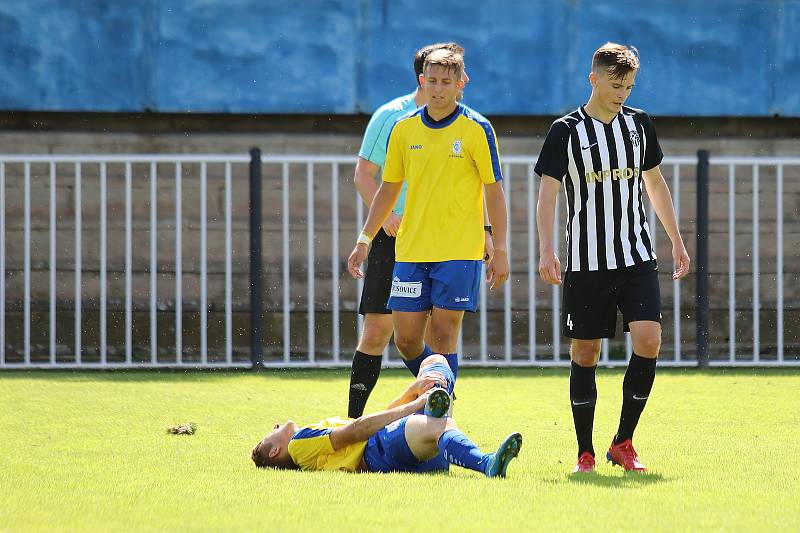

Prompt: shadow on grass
xmin=554 ymin=470 xmax=668 ymax=488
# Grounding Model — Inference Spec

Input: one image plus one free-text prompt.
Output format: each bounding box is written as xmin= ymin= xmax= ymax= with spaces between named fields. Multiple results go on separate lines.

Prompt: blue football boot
xmin=484 ymin=432 xmax=523 ymax=478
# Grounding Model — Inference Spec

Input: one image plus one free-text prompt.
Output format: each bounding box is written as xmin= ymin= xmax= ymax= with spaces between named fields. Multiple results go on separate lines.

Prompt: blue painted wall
xmin=0 ymin=0 xmax=797 ymax=116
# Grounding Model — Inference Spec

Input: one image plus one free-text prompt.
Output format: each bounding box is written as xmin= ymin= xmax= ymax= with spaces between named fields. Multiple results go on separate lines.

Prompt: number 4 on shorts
xmin=567 ymin=313 xmax=574 ymax=331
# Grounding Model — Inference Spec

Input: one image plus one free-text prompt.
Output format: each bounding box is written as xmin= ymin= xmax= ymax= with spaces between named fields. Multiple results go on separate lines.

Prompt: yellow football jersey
xmin=382 ymin=104 xmax=503 ymax=262
xmin=287 ymin=417 xmax=367 ymax=472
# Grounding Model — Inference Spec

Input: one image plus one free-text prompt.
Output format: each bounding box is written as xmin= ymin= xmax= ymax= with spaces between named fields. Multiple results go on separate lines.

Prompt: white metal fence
xmin=1 ymin=153 xmax=798 ymax=369
xmin=0 ymin=154 xmax=250 ymax=369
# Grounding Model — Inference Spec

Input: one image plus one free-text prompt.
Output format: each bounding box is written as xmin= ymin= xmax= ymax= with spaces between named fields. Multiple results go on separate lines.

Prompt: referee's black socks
xmin=348 ymin=351 xmax=383 ymax=419
xmin=570 ymin=361 xmax=598 ymax=457
xmin=614 ymin=353 xmax=657 ymax=444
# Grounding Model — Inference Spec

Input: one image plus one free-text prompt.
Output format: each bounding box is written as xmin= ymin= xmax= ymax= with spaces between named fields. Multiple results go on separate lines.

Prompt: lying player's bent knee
xmin=420 ymin=354 xmax=447 ymax=370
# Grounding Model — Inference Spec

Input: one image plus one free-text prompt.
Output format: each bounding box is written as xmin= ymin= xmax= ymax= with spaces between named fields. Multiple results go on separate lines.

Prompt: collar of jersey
xmin=580 ymin=104 xmax=620 ymax=126
xmin=421 ymin=104 xmax=462 ymax=129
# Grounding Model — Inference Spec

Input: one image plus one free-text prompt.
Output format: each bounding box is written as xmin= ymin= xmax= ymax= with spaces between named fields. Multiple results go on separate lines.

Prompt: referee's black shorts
xmin=562 ymin=260 xmax=662 ymax=340
xmin=358 ymin=228 xmax=395 ymax=315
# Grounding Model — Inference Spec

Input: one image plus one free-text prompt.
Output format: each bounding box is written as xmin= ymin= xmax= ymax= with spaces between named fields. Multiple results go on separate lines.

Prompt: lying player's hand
xmin=382 ymin=213 xmax=402 ymax=237
xmin=347 ymin=244 xmax=369 ymax=279
xmin=672 ymin=242 xmax=690 ymax=280
xmin=414 ymin=388 xmax=435 ymax=410
xmin=411 ymin=371 xmax=447 ymax=395
xmin=538 ymin=252 xmax=562 ymax=285
xmin=486 ymin=248 xmax=509 ymax=290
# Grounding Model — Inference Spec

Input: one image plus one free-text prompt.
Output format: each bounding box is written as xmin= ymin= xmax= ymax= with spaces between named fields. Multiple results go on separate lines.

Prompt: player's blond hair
xmin=592 ymin=42 xmax=640 ymax=79
xmin=423 ymin=49 xmax=464 ymax=81
xmin=414 ymin=42 xmax=465 ymax=83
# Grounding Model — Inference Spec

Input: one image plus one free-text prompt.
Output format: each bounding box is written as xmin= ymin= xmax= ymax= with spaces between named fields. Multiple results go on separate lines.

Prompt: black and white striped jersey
xmin=535 ymin=105 xmax=663 ymax=272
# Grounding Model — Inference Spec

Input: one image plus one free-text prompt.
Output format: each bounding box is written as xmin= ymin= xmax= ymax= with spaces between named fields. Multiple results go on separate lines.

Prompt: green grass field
xmin=1 ymin=368 xmax=798 ymax=532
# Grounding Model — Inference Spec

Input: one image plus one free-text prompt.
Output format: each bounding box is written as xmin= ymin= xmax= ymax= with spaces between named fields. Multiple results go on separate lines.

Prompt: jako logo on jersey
xmin=410 ymin=144 xmax=423 ymax=150
xmin=629 ymin=131 xmax=640 ymax=147
xmin=585 ymin=167 xmax=640 ymax=183
xmin=390 ymin=280 xmax=422 ymax=298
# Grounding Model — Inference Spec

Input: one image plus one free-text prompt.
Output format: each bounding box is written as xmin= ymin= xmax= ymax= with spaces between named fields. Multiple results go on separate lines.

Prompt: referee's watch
xmin=484 ymin=225 xmax=493 ymax=236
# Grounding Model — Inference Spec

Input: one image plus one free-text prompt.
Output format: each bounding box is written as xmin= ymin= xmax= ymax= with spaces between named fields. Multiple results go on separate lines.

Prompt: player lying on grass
xmin=251 ymin=355 xmax=522 ymax=477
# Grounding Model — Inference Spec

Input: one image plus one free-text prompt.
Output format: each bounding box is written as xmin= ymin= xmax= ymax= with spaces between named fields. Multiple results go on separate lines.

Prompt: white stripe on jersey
xmin=611 ymin=119 xmax=635 ymax=266
xmin=591 ymin=119 xmax=618 ymax=270
xmin=566 ymin=133 xmax=581 ymax=271
xmin=575 ymin=121 xmax=599 ymax=271
xmin=621 ymin=113 xmax=652 ymax=262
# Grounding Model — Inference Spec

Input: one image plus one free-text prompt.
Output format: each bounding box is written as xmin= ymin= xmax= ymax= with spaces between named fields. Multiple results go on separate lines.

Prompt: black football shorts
xmin=561 ymin=260 xmax=662 ymax=339
xmin=358 ymin=228 xmax=395 ymax=315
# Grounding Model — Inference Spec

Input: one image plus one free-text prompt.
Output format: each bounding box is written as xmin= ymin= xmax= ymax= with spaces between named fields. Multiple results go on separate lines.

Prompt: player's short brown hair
xmin=592 ymin=42 xmax=640 ymax=79
xmin=414 ymin=42 xmax=464 ymax=84
xmin=423 ymin=48 xmax=464 ymax=82
xmin=251 ymin=440 xmax=274 ymax=468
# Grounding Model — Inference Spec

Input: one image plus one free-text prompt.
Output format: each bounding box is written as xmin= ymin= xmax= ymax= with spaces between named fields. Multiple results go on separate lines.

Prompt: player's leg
xmin=349 ymin=230 xmax=397 ymax=418
xmin=569 ymin=338 xmax=601 ymax=472
xmin=427 ymin=260 xmax=482 ymax=378
xmin=348 ymin=313 xmax=393 ymax=418
xmin=418 ymin=354 xmax=456 ymax=393
xmin=387 ymin=262 xmax=435 ymax=376
xmin=609 ymin=260 xmax=662 ymax=471
xmin=562 ymin=268 xmax=618 ymax=473
xmin=417 ymin=354 xmax=457 ymax=416
xmin=428 ymin=307 xmax=464 ymax=375
xmin=404 ymin=415 xmax=522 ymax=478
xmin=393 ymin=310 xmax=434 ymax=375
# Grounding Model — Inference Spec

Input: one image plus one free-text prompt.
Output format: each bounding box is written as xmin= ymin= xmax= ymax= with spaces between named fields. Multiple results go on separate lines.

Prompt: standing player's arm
xmin=328 ymin=390 xmax=432 ymax=450
xmin=353 ymin=157 xmax=402 ymax=237
xmin=642 ymin=167 xmax=690 ymax=280
xmin=537 ymin=175 xmax=562 ymax=285
xmin=483 ymin=199 xmax=494 ymax=262
xmin=346 ymin=181 xmax=403 ymax=279
xmin=484 ymin=181 xmax=509 ymax=290
xmin=353 ymin=157 xmax=381 ymax=206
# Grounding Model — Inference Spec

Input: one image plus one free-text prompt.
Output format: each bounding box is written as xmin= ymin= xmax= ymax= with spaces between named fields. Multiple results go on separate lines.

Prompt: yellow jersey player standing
xmin=347 ymin=48 xmax=509 ymax=380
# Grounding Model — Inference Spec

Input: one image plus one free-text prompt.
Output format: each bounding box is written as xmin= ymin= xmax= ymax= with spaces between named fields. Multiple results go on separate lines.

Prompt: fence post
xmin=696 ymin=150 xmax=709 ymax=368
xmin=249 ymin=148 xmax=264 ymax=369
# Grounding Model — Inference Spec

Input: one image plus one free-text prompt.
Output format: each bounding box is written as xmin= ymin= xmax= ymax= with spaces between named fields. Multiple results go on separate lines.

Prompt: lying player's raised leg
xmin=404 ymin=415 xmax=523 ymax=478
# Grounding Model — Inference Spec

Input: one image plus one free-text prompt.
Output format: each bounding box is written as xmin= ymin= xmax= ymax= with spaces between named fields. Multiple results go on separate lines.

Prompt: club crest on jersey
xmin=629 ymin=131 xmax=640 ymax=147
xmin=449 ymin=139 xmax=464 ymax=158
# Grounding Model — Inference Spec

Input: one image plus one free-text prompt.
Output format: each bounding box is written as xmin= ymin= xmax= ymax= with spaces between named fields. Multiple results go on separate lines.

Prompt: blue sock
xmin=442 ymin=353 xmax=459 ymax=381
xmin=402 ymin=345 xmax=433 ymax=377
xmin=438 ymin=429 xmax=490 ymax=473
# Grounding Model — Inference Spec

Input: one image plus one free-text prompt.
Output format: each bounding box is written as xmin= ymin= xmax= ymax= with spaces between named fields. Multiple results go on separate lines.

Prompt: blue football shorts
xmin=363 ymin=416 xmax=449 ymax=474
xmin=386 ymin=260 xmax=482 ymax=313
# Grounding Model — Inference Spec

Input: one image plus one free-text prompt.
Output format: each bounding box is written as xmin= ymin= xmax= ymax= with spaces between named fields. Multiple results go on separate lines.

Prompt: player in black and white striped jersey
xmin=535 ymin=42 xmax=690 ymax=474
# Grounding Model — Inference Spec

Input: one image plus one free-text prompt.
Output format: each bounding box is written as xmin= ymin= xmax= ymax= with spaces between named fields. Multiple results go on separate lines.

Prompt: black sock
xmin=348 ymin=351 xmax=383 ymax=418
xmin=614 ymin=353 xmax=657 ymax=444
xmin=570 ymin=361 xmax=598 ymax=457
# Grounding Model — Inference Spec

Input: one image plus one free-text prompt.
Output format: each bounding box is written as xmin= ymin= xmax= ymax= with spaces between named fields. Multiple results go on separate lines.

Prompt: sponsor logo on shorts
xmin=454 ymin=297 xmax=470 ymax=303
xmin=390 ymin=278 xmax=422 ymax=298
